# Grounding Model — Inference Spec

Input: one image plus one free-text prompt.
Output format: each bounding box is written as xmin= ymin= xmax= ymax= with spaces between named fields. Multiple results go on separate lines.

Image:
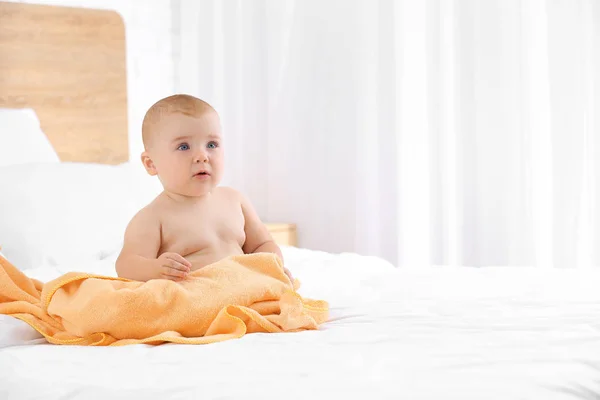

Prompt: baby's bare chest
xmin=159 ymin=202 xmax=246 ymax=254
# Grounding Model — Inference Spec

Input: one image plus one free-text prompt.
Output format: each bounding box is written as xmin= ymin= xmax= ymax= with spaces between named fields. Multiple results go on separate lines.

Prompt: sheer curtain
xmin=174 ymin=0 xmax=600 ymax=268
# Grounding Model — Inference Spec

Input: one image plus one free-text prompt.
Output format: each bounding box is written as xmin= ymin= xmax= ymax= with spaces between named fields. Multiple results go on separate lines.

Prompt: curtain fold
xmin=175 ymin=0 xmax=599 ymax=268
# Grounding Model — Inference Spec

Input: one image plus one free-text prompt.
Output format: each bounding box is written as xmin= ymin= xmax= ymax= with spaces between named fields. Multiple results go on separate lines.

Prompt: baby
xmin=116 ymin=94 xmax=293 ymax=282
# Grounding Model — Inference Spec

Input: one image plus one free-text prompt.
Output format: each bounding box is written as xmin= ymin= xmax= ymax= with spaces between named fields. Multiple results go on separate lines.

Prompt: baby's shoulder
xmin=214 ymin=186 xmax=243 ymax=202
xmin=128 ymin=195 xmax=164 ymax=226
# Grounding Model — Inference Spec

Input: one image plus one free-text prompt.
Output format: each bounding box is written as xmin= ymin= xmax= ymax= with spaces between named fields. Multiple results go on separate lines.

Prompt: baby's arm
xmin=240 ymin=193 xmax=282 ymax=260
xmin=115 ymin=209 xmax=191 ymax=281
xmin=239 ymin=192 xmax=293 ymax=282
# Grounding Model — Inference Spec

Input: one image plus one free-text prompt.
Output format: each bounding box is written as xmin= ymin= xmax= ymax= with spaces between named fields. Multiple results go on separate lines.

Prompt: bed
xmin=2 ymin=2 xmax=600 ymax=400
xmin=2 ymin=254 xmax=600 ymax=400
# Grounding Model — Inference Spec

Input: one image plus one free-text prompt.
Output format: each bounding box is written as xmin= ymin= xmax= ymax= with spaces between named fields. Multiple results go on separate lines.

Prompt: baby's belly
xmin=184 ymin=243 xmax=245 ymax=271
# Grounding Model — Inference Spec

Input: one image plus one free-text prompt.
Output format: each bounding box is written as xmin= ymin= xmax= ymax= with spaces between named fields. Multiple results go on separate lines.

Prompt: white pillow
xmin=0 ymin=108 xmax=60 ymax=166
xmin=0 ymin=162 xmax=162 ymax=271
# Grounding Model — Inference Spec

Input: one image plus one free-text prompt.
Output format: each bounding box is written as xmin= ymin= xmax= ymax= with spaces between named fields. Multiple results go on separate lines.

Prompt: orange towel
xmin=0 ymin=253 xmax=328 ymax=346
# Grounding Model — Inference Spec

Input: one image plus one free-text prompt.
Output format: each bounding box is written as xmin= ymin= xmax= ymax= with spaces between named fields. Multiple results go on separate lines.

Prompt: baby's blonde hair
xmin=142 ymin=94 xmax=215 ymax=149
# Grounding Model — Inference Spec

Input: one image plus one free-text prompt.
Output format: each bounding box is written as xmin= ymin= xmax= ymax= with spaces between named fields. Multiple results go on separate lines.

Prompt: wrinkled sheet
xmin=1 ymin=247 xmax=599 ymax=400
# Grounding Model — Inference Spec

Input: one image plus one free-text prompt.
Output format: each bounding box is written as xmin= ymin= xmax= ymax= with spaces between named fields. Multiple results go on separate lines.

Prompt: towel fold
xmin=0 ymin=253 xmax=328 ymax=346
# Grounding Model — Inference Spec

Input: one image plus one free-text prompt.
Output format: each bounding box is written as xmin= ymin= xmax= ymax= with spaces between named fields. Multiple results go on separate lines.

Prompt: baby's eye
xmin=177 ymin=143 xmax=190 ymax=151
xmin=207 ymin=141 xmax=219 ymax=149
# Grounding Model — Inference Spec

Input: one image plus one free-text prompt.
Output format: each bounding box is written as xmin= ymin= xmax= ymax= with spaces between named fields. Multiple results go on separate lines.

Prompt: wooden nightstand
xmin=265 ymin=223 xmax=297 ymax=247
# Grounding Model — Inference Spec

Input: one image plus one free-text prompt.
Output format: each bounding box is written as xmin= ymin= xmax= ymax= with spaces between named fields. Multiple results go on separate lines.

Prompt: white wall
xmin=6 ymin=0 xmax=178 ymax=162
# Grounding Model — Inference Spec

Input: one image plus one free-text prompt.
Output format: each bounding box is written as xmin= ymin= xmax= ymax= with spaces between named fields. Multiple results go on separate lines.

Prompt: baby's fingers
xmin=161 ymin=274 xmax=184 ymax=282
xmin=166 ymin=253 xmax=192 ymax=269
xmin=161 ymin=268 xmax=187 ymax=281
xmin=166 ymin=259 xmax=190 ymax=273
xmin=161 ymin=262 xmax=189 ymax=280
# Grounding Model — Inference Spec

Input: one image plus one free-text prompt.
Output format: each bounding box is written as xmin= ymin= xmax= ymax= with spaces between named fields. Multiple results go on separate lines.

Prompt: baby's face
xmin=145 ymin=111 xmax=224 ymax=197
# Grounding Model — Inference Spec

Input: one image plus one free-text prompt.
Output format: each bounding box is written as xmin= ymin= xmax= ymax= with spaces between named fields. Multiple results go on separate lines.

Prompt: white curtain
xmin=174 ymin=0 xmax=600 ymax=268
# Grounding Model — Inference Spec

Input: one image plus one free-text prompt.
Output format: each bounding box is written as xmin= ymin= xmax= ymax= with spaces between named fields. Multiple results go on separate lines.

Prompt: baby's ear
xmin=141 ymin=152 xmax=157 ymax=176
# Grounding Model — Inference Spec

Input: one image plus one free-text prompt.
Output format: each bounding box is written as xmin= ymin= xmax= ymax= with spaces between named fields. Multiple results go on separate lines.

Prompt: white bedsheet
xmin=1 ymin=247 xmax=600 ymax=400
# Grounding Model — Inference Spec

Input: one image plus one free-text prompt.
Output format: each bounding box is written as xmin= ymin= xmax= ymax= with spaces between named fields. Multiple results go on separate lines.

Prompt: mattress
xmin=1 ymin=247 xmax=600 ymax=400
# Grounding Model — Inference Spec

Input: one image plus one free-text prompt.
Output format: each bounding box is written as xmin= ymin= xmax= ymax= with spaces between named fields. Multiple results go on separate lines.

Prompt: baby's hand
xmin=156 ymin=252 xmax=192 ymax=281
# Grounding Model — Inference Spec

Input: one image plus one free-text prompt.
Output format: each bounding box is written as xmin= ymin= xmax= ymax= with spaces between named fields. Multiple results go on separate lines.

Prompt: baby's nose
xmin=194 ymin=150 xmax=208 ymax=163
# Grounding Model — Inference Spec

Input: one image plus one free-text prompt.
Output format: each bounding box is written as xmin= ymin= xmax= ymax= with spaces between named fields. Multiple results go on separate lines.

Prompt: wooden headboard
xmin=0 ymin=2 xmax=128 ymax=164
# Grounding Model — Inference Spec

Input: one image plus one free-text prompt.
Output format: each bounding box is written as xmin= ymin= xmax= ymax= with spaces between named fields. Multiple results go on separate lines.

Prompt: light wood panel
xmin=266 ymin=223 xmax=297 ymax=247
xmin=0 ymin=2 xmax=128 ymax=164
